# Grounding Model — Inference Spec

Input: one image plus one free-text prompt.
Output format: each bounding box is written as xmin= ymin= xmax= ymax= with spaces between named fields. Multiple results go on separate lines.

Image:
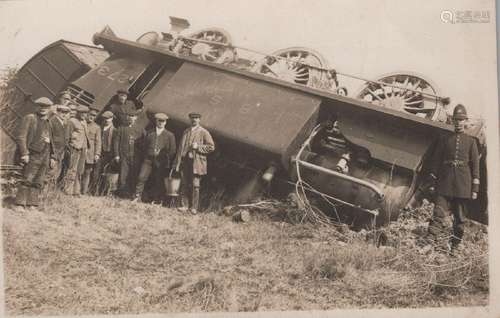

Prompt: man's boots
xmin=15 ymin=183 xmax=29 ymax=207
xmin=191 ymin=185 xmax=200 ymax=214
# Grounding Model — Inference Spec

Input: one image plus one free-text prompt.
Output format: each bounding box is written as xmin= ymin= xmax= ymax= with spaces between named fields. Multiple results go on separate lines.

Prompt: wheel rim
xmin=136 ymin=31 xmax=160 ymax=46
xmin=185 ymin=28 xmax=233 ymax=62
xmin=356 ymin=73 xmax=444 ymax=120
xmin=254 ymin=47 xmax=334 ymax=89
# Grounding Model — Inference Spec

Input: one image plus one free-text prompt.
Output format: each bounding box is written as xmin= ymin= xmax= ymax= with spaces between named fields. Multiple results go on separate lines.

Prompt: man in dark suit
xmin=94 ymin=110 xmax=116 ymax=195
xmin=15 ymin=97 xmax=54 ymax=208
xmin=428 ymin=104 xmax=480 ymax=253
xmin=108 ymin=89 xmax=137 ymax=128
xmin=46 ymin=104 xmax=70 ymax=191
xmin=113 ymin=109 xmax=145 ymax=197
xmin=133 ymin=113 xmax=176 ymax=203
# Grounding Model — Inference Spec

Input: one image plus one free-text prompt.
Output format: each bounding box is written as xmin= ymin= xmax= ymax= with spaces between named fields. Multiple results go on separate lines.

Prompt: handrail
xmin=170 ymin=34 xmax=447 ymax=101
xmin=292 ymin=158 xmax=385 ymax=200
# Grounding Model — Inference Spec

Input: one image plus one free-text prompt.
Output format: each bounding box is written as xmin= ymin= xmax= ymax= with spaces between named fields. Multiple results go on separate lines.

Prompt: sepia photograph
xmin=0 ymin=0 xmax=499 ymax=317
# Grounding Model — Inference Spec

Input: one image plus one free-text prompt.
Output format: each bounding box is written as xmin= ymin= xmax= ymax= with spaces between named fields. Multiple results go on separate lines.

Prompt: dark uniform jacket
xmin=101 ymin=125 xmax=115 ymax=153
xmin=109 ymin=101 xmax=136 ymax=127
xmin=113 ymin=124 xmax=145 ymax=160
xmin=17 ymin=114 xmax=52 ymax=156
xmin=430 ymin=132 xmax=480 ymax=198
xmin=48 ymin=115 xmax=67 ymax=160
xmin=144 ymin=128 xmax=176 ymax=168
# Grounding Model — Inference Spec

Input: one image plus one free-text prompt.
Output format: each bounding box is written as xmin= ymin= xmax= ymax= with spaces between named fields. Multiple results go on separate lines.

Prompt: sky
xmin=0 ymin=0 xmax=498 ymax=118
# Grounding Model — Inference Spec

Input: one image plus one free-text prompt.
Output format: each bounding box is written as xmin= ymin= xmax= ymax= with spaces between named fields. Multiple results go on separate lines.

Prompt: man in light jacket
xmin=174 ymin=112 xmax=215 ymax=214
xmin=46 ymin=104 xmax=70 ymax=191
xmin=81 ymin=108 xmax=102 ymax=194
xmin=63 ymin=105 xmax=89 ymax=196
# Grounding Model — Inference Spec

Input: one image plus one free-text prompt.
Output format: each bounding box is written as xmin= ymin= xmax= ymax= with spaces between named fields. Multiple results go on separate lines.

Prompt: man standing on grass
xmin=81 ymin=108 xmax=102 ymax=195
xmin=46 ymin=103 xmax=71 ymax=191
xmin=15 ymin=97 xmax=54 ymax=209
xmin=113 ymin=109 xmax=145 ymax=198
xmin=428 ymin=104 xmax=480 ymax=254
xmin=174 ymin=112 xmax=215 ymax=214
xmin=133 ymin=112 xmax=176 ymax=203
xmin=63 ymin=105 xmax=90 ymax=196
xmin=94 ymin=110 xmax=116 ymax=195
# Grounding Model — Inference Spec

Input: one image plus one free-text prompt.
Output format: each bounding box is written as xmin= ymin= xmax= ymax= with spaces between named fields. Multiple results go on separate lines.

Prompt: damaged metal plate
xmin=143 ymin=62 xmax=322 ymax=165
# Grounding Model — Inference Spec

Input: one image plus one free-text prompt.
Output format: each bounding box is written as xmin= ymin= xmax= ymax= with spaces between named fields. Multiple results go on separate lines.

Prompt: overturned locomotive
xmin=0 ymin=18 xmax=488 ymax=227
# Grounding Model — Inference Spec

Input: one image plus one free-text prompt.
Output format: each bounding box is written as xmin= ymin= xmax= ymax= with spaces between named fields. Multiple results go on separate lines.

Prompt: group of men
xmin=14 ymin=89 xmax=215 ymax=214
xmin=14 ymin=89 xmax=481 ymax=251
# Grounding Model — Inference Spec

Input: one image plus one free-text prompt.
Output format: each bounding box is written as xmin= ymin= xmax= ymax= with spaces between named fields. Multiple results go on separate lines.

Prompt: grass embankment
xmin=2 ymin=192 xmax=489 ymax=315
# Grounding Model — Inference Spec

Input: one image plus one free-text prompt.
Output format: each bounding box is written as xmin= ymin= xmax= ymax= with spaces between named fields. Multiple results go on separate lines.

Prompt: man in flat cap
xmin=113 ymin=108 xmax=145 ymax=198
xmin=63 ymin=105 xmax=90 ymax=196
xmin=15 ymin=97 xmax=54 ymax=208
xmin=95 ymin=110 xmax=117 ymax=195
xmin=428 ymin=104 xmax=480 ymax=254
xmin=69 ymin=103 xmax=78 ymax=119
xmin=174 ymin=112 xmax=215 ymax=214
xmin=108 ymin=89 xmax=137 ymax=128
xmin=133 ymin=112 xmax=176 ymax=203
xmin=46 ymin=103 xmax=71 ymax=191
xmin=81 ymin=108 xmax=102 ymax=195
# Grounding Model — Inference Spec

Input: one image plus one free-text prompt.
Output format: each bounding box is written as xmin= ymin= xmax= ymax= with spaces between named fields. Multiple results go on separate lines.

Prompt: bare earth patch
xmin=2 ymin=192 xmax=488 ymax=315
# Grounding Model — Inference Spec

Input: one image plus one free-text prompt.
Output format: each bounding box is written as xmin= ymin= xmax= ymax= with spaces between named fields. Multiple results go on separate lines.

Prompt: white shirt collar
xmin=156 ymin=127 xmax=165 ymax=135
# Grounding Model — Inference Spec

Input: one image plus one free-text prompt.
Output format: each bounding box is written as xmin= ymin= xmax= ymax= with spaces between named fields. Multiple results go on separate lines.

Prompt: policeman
xmin=46 ymin=103 xmax=71 ymax=191
xmin=133 ymin=112 xmax=176 ymax=203
xmin=113 ymin=108 xmax=145 ymax=197
xmin=108 ymin=89 xmax=137 ymax=127
xmin=81 ymin=108 xmax=102 ymax=195
xmin=15 ymin=97 xmax=54 ymax=209
xmin=174 ymin=112 xmax=215 ymax=214
xmin=63 ymin=105 xmax=90 ymax=196
xmin=428 ymin=104 xmax=480 ymax=253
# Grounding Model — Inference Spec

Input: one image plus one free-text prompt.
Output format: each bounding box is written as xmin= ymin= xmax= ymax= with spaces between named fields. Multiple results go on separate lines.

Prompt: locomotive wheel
xmin=254 ymin=47 xmax=334 ymax=89
xmin=184 ymin=28 xmax=234 ymax=63
xmin=136 ymin=31 xmax=160 ymax=46
xmin=356 ymin=73 xmax=445 ymax=121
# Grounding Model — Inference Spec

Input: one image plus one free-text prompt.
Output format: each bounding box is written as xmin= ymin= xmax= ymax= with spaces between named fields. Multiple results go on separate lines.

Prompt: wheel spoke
xmin=381 ymin=84 xmax=390 ymax=99
xmin=404 ymin=100 xmax=424 ymax=106
xmin=205 ymin=53 xmax=218 ymax=60
xmin=262 ymin=63 xmax=279 ymax=77
xmin=367 ymin=88 xmax=384 ymax=101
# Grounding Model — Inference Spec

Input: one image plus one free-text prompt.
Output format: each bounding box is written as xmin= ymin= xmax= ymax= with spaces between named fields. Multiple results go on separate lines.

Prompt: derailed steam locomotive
xmin=0 ymin=18 xmax=488 ymax=227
